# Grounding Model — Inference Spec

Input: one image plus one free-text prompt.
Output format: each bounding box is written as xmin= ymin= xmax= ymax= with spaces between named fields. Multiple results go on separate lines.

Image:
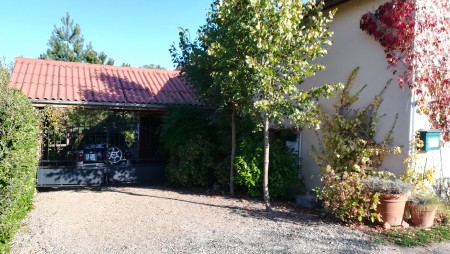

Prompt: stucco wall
xmin=300 ymin=0 xmax=414 ymax=191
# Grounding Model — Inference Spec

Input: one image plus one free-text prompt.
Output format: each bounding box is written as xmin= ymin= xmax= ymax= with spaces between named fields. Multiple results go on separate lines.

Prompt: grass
xmin=376 ymin=225 xmax=450 ymax=247
xmin=367 ymin=204 xmax=450 ymax=247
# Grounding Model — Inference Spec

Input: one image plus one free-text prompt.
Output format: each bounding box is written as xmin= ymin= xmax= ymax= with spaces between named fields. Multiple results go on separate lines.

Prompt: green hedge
xmin=160 ymin=106 xmax=302 ymax=199
xmin=234 ymin=130 xmax=301 ymax=199
xmin=160 ymin=106 xmax=226 ymax=187
xmin=0 ymin=64 xmax=39 ymax=253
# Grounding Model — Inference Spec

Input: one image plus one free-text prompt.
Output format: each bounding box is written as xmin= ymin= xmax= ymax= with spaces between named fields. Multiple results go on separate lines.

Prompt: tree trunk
xmin=263 ymin=112 xmax=272 ymax=211
xmin=230 ymin=108 xmax=236 ymax=196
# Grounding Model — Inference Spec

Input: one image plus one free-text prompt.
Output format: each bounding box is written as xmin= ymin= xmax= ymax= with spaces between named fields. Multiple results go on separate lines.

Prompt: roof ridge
xmin=14 ymin=57 xmax=179 ymax=73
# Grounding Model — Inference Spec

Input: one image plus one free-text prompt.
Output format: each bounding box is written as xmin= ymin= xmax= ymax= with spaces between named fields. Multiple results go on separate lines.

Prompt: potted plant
xmin=363 ymin=176 xmax=411 ymax=226
xmin=407 ymin=192 xmax=443 ymax=228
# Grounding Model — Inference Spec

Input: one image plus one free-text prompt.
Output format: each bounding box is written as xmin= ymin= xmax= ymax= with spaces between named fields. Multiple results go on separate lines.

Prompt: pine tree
xmin=40 ymin=13 xmax=114 ymax=65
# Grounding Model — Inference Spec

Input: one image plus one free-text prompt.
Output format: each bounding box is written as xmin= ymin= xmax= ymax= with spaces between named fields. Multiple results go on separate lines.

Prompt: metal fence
xmin=37 ymin=123 xmax=166 ymax=187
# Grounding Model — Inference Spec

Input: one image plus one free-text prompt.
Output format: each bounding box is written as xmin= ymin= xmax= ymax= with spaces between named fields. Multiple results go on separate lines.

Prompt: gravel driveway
xmin=10 ymin=187 xmax=450 ymax=253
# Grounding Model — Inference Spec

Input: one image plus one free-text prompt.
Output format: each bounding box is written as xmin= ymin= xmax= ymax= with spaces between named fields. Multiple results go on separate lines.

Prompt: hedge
xmin=0 ymin=63 xmax=39 ymax=253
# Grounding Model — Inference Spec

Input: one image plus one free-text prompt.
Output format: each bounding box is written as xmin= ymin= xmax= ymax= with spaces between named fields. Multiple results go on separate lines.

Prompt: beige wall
xmin=301 ymin=0 xmax=414 ymax=190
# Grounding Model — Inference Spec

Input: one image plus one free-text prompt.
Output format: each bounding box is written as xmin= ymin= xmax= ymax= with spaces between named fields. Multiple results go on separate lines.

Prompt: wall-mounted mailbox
xmin=419 ymin=130 xmax=441 ymax=151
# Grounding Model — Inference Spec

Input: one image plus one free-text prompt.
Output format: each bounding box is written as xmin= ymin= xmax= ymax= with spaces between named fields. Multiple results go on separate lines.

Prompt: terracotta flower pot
xmin=408 ymin=203 xmax=437 ymax=228
xmin=377 ymin=194 xmax=408 ymax=226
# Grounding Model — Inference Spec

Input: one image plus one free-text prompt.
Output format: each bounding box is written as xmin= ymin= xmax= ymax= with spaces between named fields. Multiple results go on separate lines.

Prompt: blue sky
xmin=0 ymin=0 xmax=213 ymax=70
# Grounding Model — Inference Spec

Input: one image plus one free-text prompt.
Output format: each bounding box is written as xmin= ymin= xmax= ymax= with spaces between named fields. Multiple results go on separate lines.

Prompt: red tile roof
xmin=9 ymin=57 xmax=203 ymax=109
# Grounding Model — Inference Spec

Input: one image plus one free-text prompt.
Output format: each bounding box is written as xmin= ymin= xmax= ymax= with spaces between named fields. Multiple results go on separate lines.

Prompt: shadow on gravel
xmin=96 ymin=186 xmax=330 ymax=225
xmin=37 ymin=185 xmax=334 ymax=225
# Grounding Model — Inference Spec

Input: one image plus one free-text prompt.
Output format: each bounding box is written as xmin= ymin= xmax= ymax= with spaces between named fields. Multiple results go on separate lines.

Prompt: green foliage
xmin=0 ymin=61 xmax=39 ymax=252
xmin=235 ymin=129 xmax=301 ymax=200
xmin=400 ymin=134 xmax=436 ymax=194
xmin=235 ymin=136 xmax=262 ymax=194
xmin=40 ymin=107 xmax=137 ymax=129
xmin=160 ymin=105 xmax=300 ymax=198
xmin=172 ymin=0 xmax=336 ymax=207
xmin=160 ymin=106 xmax=225 ymax=187
xmin=408 ymin=192 xmax=444 ymax=215
xmin=160 ymin=106 xmax=216 ymax=151
xmin=40 ymin=12 xmax=114 ymax=65
xmin=316 ymin=166 xmax=381 ymax=223
xmin=313 ymin=67 xmax=401 ymax=223
xmin=174 ymin=0 xmax=338 ymax=129
xmin=265 ymin=141 xmax=301 ymax=199
xmin=166 ymin=138 xmax=215 ymax=187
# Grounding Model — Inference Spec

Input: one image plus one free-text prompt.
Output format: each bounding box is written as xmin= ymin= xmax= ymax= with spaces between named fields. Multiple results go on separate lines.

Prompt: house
xmin=9 ymin=0 xmax=449 ymax=190
xmin=300 ymin=0 xmax=450 ymax=190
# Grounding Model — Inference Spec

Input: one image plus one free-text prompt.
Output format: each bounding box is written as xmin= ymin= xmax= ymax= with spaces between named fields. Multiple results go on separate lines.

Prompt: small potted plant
xmin=407 ymin=192 xmax=443 ymax=228
xmin=363 ymin=176 xmax=411 ymax=226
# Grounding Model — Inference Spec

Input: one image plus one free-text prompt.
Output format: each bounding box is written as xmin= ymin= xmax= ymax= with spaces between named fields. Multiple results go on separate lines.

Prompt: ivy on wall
xmin=360 ymin=0 xmax=450 ymax=141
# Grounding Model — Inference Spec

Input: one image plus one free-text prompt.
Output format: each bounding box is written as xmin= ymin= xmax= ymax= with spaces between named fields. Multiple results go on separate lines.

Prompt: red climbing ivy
xmin=360 ymin=0 xmax=450 ymax=142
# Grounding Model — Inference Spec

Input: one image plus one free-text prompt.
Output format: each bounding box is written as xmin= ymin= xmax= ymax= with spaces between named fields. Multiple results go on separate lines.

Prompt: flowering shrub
xmin=360 ymin=0 xmax=450 ymax=141
xmin=317 ymin=166 xmax=381 ymax=223
xmin=313 ymin=68 xmax=400 ymax=223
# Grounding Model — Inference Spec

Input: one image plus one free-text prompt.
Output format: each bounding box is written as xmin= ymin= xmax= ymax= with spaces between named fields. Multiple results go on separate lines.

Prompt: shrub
xmin=235 ymin=128 xmax=301 ymax=200
xmin=318 ymin=166 xmax=380 ymax=223
xmin=160 ymin=105 xmax=301 ymax=198
xmin=313 ymin=68 xmax=400 ymax=223
xmin=0 ymin=62 xmax=39 ymax=252
xmin=165 ymin=138 xmax=215 ymax=187
xmin=400 ymin=134 xmax=436 ymax=194
xmin=160 ymin=106 xmax=225 ymax=187
xmin=363 ymin=176 xmax=411 ymax=195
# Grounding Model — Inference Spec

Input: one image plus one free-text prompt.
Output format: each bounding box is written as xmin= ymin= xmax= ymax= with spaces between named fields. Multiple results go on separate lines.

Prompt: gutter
xmin=30 ymin=99 xmax=213 ymax=111
xmin=324 ymin=0 xmax=349 ymax=10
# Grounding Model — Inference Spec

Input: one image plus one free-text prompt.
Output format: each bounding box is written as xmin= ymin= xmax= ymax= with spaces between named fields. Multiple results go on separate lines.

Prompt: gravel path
xmin=9 ymin=187 xmax=450 ymax=253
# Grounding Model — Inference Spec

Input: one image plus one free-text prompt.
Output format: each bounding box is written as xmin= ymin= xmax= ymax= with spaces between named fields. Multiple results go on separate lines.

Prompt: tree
xmin=40 ymin=12 xmax=114 ymax=65
xmin=172 ymin=0 xmax=337 ymax=210
xmin=171 ymin=3 xmax=258 ymax=196
xmin=120 ymin=63 xmax=166 ymax=69
xmin=142 ymin=64 xmax=166 ymax=70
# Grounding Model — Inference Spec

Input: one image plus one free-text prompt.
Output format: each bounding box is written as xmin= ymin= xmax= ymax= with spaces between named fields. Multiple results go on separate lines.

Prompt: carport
xmin=9 ymin=57 xmax=203 ymax=186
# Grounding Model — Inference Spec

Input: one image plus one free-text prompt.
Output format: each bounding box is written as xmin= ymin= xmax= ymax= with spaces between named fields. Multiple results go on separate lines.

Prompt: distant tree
xmin=84 ymin=42 xmax=114 ymax=65
xmin=142 ymin=64 xmax=166 ymax=70
xmin=119 ymin=63 xmax=166 ymax=69
xmin=40 ymin=13 xmax=114 ymax=65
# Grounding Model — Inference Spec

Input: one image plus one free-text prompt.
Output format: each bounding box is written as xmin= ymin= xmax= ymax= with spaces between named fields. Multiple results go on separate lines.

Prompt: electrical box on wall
xmin=419 ymin=130 xmax=441 ymax=151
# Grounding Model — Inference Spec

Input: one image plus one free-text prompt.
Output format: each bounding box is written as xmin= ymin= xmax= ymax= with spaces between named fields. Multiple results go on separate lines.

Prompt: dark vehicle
xmin=76 ymin=131 xmax=129 ymax=168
